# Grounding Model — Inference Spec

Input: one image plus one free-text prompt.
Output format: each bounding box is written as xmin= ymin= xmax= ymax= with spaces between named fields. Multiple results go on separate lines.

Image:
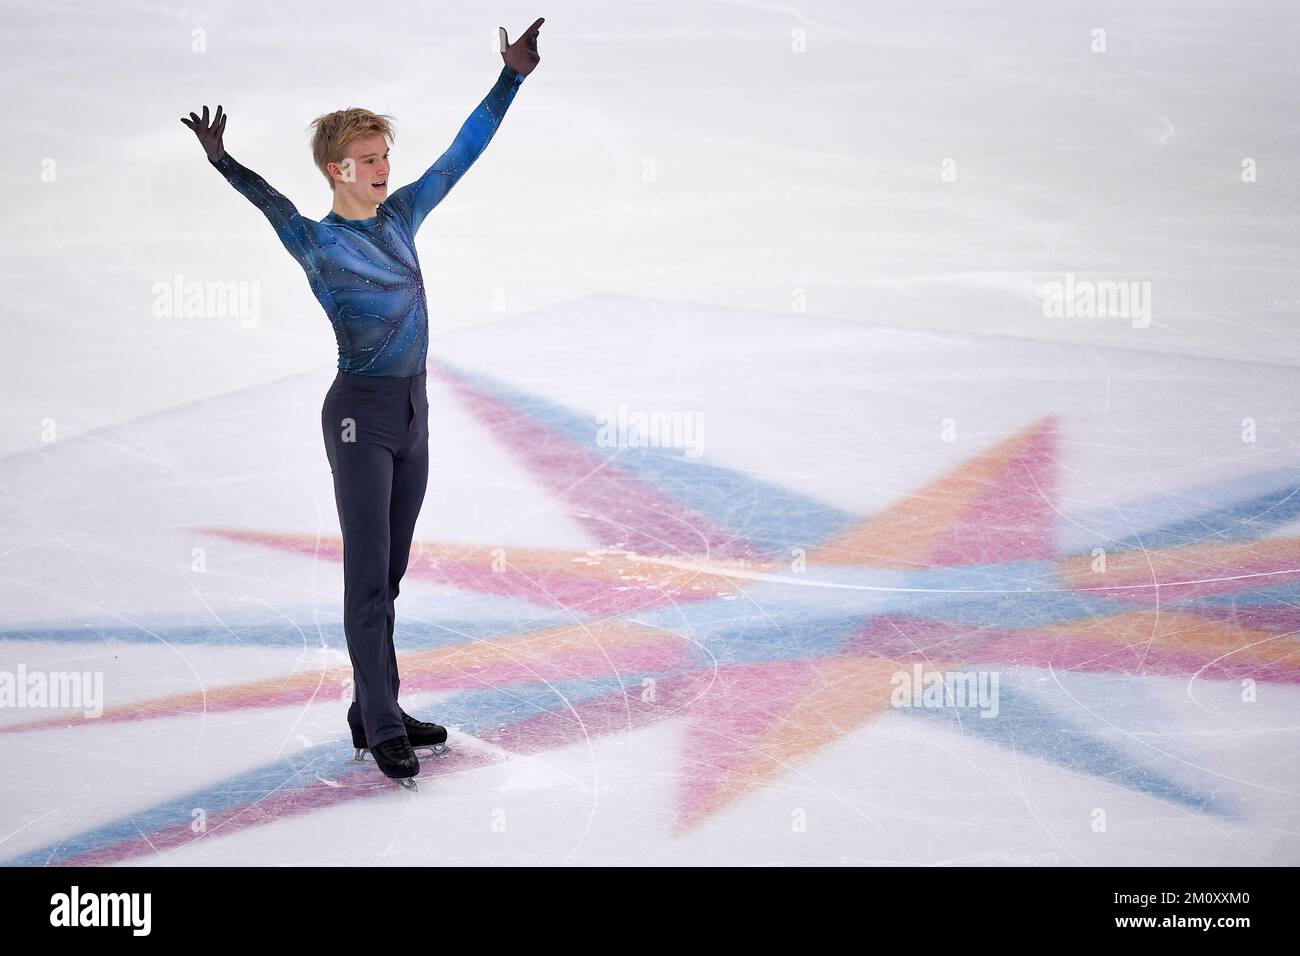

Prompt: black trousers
xmin=321 ymin=368 xmax=429 ymax=747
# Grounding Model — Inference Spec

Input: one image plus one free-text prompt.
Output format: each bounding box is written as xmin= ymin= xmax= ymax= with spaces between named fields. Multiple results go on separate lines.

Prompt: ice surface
xmin=2 ymin=296 xmax=1299 ymax=865
xmin=1 ymin=0 xmax=1298 ymax=865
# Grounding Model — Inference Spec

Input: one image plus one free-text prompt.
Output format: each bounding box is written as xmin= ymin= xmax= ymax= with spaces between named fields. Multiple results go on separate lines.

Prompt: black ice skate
xmin=349 ymin=708 xmax=450 ymax=759
xmin=361 ymin=734 xmax=420 ymax=791
xmin=399 ymin=711 xmax=450 ymax=756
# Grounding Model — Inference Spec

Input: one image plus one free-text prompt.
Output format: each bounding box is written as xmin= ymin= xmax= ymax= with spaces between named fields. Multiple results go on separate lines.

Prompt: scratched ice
xmin=1 ymin=0 xmax=1298 ymax=865
xmin=3 ymin=295 xmax=1299 ymax=864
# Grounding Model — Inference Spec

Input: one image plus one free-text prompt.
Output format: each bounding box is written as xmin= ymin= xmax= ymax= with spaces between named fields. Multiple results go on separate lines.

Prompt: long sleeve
xmin=385 ymin=65 xmax=526 ymax=236
xmin=209 ymin=152 xmax=320 ymax=268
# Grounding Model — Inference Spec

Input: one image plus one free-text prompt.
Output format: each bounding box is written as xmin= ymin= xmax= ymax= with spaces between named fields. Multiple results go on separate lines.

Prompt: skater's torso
xmin=207 ymin=65 xmax=525 ymax=378
xmin=305 ymin=208 xmax=431 ymax=378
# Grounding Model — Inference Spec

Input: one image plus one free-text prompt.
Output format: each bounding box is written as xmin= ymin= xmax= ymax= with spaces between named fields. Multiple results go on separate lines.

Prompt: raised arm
xmin=384 ymin=67 xmax=525 ymax=236
xmin=386 ymin=18 xmax=544 ymax=236
xmin=182 ymin=104 xmax=319 ymax=269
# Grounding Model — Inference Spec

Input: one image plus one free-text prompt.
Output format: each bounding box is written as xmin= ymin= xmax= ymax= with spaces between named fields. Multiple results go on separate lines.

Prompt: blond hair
xmin=307 ymin=107 xmax=397 ymax=190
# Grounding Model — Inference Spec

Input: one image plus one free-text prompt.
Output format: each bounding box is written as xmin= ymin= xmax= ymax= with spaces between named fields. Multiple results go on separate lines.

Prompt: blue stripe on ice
xmin=901 ymin=682 xmax=1230 ymax=816
xmin=437 ymin=675 xmax=653 ymax=738
xmin=1 ymin=741 xmax=367 ymax=866
xmin=1 ymin=677 xmax=638 ymax=867
xmin=627 ymin=561 xmax=1136 ymax=638
xmin=1058 ymin=465 xmax=1300 ymax=554
xmin=904 ymin=561 xmax=1142 ymax=627
xmin=444 ymin=364 xmax=859 ymax=555
xmin=0 ymin=615 xmax=570 ymax=648
xmin=1192 ymin=581 xmax=1300 ymax=607
xmin=0 ymin=556 xmax=1144 ymax=655
xmin=686 ymin=615 xmax=878 ymax=665
xmin=1115 ymin=485 xmax=1300 ymax=551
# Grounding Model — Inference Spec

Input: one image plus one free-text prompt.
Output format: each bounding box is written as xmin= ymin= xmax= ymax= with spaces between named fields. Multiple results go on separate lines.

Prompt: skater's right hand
xmin=181 ymin=105 xmax=227 ymax=162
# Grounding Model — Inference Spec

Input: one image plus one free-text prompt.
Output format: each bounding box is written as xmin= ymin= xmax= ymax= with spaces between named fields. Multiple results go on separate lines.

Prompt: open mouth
xmin=372 ymin=181 xmax=387 ymax=190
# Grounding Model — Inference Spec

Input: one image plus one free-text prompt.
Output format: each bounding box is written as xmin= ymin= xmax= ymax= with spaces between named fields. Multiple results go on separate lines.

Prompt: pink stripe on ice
xmin=672 ymin=661 xmax=819 ymax=825
xmin=410 ymin=559 xmax=727 ymax=615
xmin=482 ymin=672 xmax=717 ymax=757
xmin=927 ymin=417 xmax=1058 ymax=566
xmin=431 ymin=362 xmax=759 ymax=559
xmin=844 ymin=615 xmax=1300 ymax=683
xmin=55 ymin=749 xmax=498 ymax=866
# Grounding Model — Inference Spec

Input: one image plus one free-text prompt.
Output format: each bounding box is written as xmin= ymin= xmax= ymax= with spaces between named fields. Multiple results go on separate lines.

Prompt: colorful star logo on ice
xmin=5 ymin=360 xmax=1299 ymax=865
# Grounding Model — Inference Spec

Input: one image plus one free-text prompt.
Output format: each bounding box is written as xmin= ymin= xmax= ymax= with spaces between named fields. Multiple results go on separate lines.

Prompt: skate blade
xmin=356 ymin=745 xmax=447 ymax=761
xmin=351 ymin=747 xmax=420 ymax=789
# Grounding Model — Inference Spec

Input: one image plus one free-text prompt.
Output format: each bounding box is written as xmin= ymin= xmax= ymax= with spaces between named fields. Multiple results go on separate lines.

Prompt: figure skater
xmin=181 ymin=18 xmax=545 ymax=789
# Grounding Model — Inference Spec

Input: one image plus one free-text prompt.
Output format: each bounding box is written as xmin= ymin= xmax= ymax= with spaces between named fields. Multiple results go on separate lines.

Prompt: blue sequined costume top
xmin=208 ymin=65 xmax=525 ymax=376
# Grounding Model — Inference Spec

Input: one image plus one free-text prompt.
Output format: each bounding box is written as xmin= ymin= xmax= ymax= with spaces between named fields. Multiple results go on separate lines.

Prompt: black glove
xmin=181 ymin=104 xmax=227 ymax=162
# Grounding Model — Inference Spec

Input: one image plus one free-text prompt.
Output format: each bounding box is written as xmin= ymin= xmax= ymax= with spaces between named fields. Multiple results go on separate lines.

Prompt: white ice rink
xmin=1 ymin=1 xmax=1298 ymax=865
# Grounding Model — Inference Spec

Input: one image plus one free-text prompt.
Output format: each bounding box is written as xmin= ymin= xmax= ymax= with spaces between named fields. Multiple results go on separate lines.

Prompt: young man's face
xmin=332 ymin=133 xmax=391 ymax=204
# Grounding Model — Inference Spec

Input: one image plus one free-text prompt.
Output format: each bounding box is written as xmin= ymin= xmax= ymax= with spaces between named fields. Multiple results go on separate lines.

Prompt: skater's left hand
xmin=500 ymin=17 xmax=544 ymax=76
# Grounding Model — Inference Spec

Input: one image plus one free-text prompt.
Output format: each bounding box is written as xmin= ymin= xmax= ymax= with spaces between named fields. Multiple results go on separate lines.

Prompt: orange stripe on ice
xmin=0 ymin=620 xmax=681 ymax=734
xmin=675 ymin=657 xmax=908 ymax=831
xmin=808 ymin=418 xmax=1055 ymax=568
xmin=397 ymin=619 xmax=680 ymax=672
xmin=194 ymin=528 xmax=757 ymax=591
xmin=1057 ymin=537 xmax=1300 ymax=589
xmin=1029 ymin=610 xmax=1295 ymax=667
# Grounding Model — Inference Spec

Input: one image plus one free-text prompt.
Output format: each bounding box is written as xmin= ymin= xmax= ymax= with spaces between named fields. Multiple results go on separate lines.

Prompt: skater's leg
xmin=386 ymin=384 xmax=430 ymax=702
xmin=322 ymin=385 xmax=405 ymax=748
